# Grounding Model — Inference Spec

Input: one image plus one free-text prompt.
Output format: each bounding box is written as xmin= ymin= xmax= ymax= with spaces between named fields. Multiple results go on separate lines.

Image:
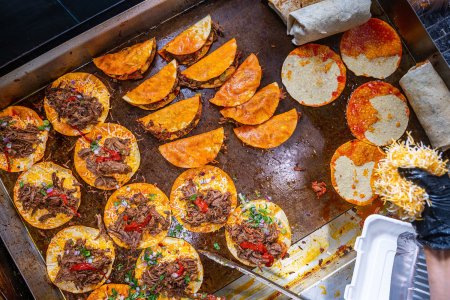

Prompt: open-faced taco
xmin=123 ymin=60 xmax=180 ymax=110
xmin=93 ymin=38 xmax=157 ymax=80
xmin=13 ymin=162 xmax=81 ymax=229
xmin=46 ymin=225 xmax=115 ymax=293
xmin=74 ymin=123 xmax=140 ymax=190
xmin=233 ymin=109 xmax=298 ymax=149
xmin=87 ymin=284 xmax=131 ymax=300
xmin=0 ymin=106 xmax=49 ymax=172
xmin=210 ymin=54 xmax=262 ymax=107
xmin=170 ymin=165 xmax=237 ymax=233
xmin=159 ymin=128 xmax=224 ymax=168
xmin=44 ymin=72 xmax=110 ymax=136
xmin=225 ymin=199 xmax=291 ymax=268
xmin=220 ymin=82 xmax=281 ymax=125
xmin=135 ymin=237 xmax=203 ymax=298
xmin=138 ymin=95 xmax=202 ymax=141
xmin=179 ymin=38 xmax=238 ymax=89
xmin=104 ymin=183 xmax=171 ymax=249
xmin=159 ymin=15 xmax=218 ymax=65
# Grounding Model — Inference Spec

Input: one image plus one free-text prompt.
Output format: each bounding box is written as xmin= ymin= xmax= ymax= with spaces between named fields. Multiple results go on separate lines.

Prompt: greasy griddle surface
xmin=0 ymin=0 xmax=429 ymax=297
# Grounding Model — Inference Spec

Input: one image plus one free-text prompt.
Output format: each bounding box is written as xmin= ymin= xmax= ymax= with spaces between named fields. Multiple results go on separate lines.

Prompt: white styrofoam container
xmin=344 ymin=215 xmax=415 ymax=300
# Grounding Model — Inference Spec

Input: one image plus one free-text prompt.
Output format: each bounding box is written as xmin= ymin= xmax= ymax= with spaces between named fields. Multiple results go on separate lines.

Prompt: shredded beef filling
xmin=180 ymin=179 xmax=231 ymax=226
xmin=46 ymin=85 xmax=103 ymax=130
xmin=0 ymin=116 xmax=41 ymax=158
xmin=55 ymin=238 xmax=111 ymax=289
xmin=141 ymin=257 xmax=199 ymax=297
xmin=227 ymin=221 xmax=284 ymax=267
xmin=77 ymin=137 xmax=132 ymax=188
xmin=18 ymin=172 xmax=79 ymax=222
xmin=107 ymin=192 xmax=170 ymax=248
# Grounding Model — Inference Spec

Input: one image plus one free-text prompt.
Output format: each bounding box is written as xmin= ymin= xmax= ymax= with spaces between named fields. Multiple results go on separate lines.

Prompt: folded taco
xmin=87 ymin=284 xmax=131 ymax=300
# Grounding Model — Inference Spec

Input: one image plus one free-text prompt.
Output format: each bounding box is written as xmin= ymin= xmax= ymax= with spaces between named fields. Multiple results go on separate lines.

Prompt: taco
xmin=220 ymin=82 xmax=281 ymax=125
xmin=159 ymin=15 xmax=218 ymax=65
xmin=74 ymin=123 xmax=140 ymax=190
xmin=233 ymin=109 xmax=298 ymax=149
xmin=46 ymin=225 xmax=115 ymax=293
xmin=135 ymin=237 xmax=203 ymax=298
xmin=104 ymin=183 xmax=171 ymax=249
xmin=170 ymin=165 xmax=237 ymax=233
xmin=93 ymin=38 xmax=157 ymax=80
xmin=13 ymin=162 xmax=81 ymax=229
xmin=44 ymin=72 xmax=110 ymax=136
xmin=179 ymin=38 xmax=238 ymax=89
xmin=138 ymin=95 xmax=202 ymax=141
xmin=209 ymin=54 xmax=262 ymax=107
xmin=87 ymin=284 xmax=131 ymax=299
xmin=159 ymin=128 xmax=224 ymax=168
xmin=331 ymin=139 xmax=385 ymax=206
xmin=225 ymin=199 xmax=291 ymax=267
xmin=123 ymin=60 xmax=180 ymax=110
xmin=0 ymin=106 xmax=49 ymax=172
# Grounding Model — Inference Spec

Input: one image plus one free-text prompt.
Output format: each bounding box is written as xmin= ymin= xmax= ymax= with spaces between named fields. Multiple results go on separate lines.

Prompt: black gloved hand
xmin=398 ymin=167 xmax=450 ymax=249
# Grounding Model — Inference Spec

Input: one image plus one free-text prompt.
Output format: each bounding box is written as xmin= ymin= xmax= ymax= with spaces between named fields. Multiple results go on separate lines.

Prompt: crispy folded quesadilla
xmin=159 ymin=15 xmax=218 ymax=65
xmin=123 ymin=60 xmax=180 ymax=110
xmin=281 ymin=44 xmax=346 ymax=106
xmin=104 ymin=183 xmax=171 ymax=249
xmin=170 ymin=165 xmax=237 ymax=233
xmin=0 ymin=106 xmax=49 ymax=172
xmin=44 ymin=72 xmax=110 ymax=136
xmin=159 ymin=127 xmax=224 ymax=168
xmin=225 ymin=199 xmax=291 ymax=267
xmin=93 ymin=38 xmax=157 ymax=80
xmin=220 ymin=82 xmax=281 ymax=125
xmin=180 ymin=38 xmax=238 ymax=89
xmin=347 ymin=81 xmax=409 ymax=146
xmin=87 ymin=284 xmax=131 ymax=300
xmin=341 ymin=18 xmax=402 ymax=79
xmin=13 ymin=162 xmax=81 ymax=229
xmin=74 ymin=123 xmax=140 ymax=190
xmin=135 ymin=237 xmax=203 ymax=298
xmin=331 ymin=140 xmax=385 ymax=206
xmin=46 ymin=225 xmax=115 ymax=293
xmin=138 ymin=95 xmax=202 ymax=141
xmin=210 ymin=53 xmax=262 ymax=107
xmin=233 ymin=109 xmax=298 ymax=149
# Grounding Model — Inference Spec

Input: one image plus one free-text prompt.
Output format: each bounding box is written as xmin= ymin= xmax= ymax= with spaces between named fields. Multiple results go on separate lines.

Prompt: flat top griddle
xmin=0 ymin=0 xmax=431 ymax=298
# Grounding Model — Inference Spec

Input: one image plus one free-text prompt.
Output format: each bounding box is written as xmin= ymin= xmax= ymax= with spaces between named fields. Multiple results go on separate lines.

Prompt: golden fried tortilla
xmin=87 ymin=284 xmax=130 ymax=300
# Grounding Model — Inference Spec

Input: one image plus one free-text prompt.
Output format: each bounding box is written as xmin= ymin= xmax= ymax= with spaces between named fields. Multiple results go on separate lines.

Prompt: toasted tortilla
xmin=0 ymin=106 xmax=48 ymax=172
xmin=159 ymin=127 xmax=224 ymax=168
xmin=93 ymin=38 xmax=156 ymax=80
xmin=330 ymin=140 xmax=385 ymax=206
xmin=341 ymin=18 xmax=402 ymax=79
xmin=135 ymin=237 xmax=203 ymax=296
xmin=210 ymin=54 xmax=262 ymax=107
xmin=44 ymin=72 xmax=110 ymax=136
xmin=170 ymin=165 xmax=237 ymax=233
xmin=87 ymin=284 xmax=130 ymax=300
xmin=220 ymin=82 xmax=281 ymax=125
xmin=225 ymin=199 xmax=292 ymax=267
xmin=180 ymin=38 xmax=238 ymax=89
xmin=74 ymin=123 xmax=140 ymax=190
xmin=123 ymin=60 xmax=179 ymax=110
xmin=233 ymin=109 xmax=298 ymax=149
xmin=13 ymin=162 xmax=81 ymax=229
xmin=347 ymin=81 xmax=409 ymax=146
xmin=104 ymin=183 xmax=171 ymax=249
xmin=281 ymin=44 xmax=346 ymax=106
xmin=159 ymin=15 xmax=215 ymax=65
xmin=138 ymin=95 xmax=202 ymax=141
xmin=46 ymin=225 xmax=115 ymax=293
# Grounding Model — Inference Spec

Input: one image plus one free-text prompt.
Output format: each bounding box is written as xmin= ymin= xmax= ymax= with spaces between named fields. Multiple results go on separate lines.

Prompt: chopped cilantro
xmin=159 ymin=275 xmax=165 ymax=281
xmin=168 ymin=224 xmax=184 ymax=237
xmin=238 ymin=193 xmax=248 ymax=203
xmin=148 ymin=194 xmax=157 ymax=201
xmin=143 ymin=248 xmax=162 ymax=266
xmin=90 ymin=139 xmax=100 ymax=151
xmin=281 ymin=228 xmax=287 ymax=235
xmin=213 ymin=242 xmax=220 ymax=250
xmin=247 ymin=205 xmax=273 ymax=226
xmin=254 ymin=190 xmax=261 ymax=197
xmin=37 ymin=120 xmax=51 ymax=131
xmin=189 ymin=194 xmax=198 ymax=201
xmin=184 ymin=274 xmax=191 ymax=284
xmin=80 ymin=247 xmax=91 ymax=257
xmin=40 ymin=189 xmax=47 ymax=196
xmin=116 ymin=263 xmax=123 ymax=271
xmin=108 ymin=288 xmax=118 ymax=300
xmin=114 ymin=201 xmax=120 ymax=207
xmin=19 ymin=181 xmax=24 ymax=188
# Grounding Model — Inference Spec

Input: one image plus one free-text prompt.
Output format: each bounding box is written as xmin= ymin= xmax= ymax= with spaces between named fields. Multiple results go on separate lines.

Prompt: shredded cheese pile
xmin=374 ymin=134 xmax=448 ymax=221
